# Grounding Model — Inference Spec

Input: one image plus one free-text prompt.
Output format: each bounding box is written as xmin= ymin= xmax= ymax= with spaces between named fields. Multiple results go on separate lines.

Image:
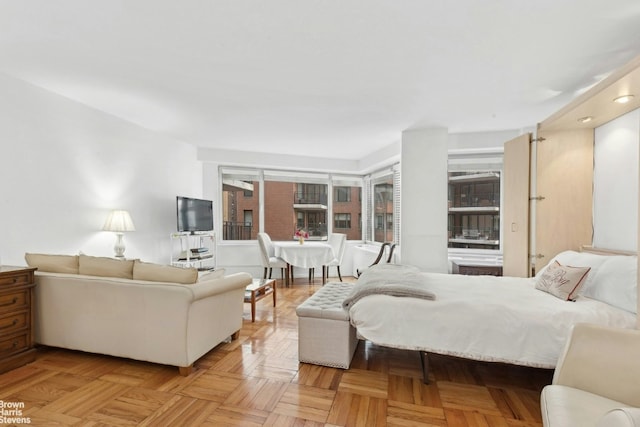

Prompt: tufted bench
xmin=296 ymin=282 xmax=358 ymax=369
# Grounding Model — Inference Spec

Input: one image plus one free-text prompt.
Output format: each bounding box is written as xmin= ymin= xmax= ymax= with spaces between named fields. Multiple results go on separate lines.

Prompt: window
xmin=331 ymin=176 xmax=363 ymax=240
xmin=447 ymin=150 xmax=503 ymax=251
xmin=334 ymin=213 xmax=351 ymax=229
xmin=334 ymin=186 xmax=351 ymax=202
xmin=264 ymin=172 xmax=329 ymax=240
xmin=363 ymin=165 xmax=399 ymax=244
xmin=371 ymin=176 xmax=395 ymax=243
xmin=220 ymin=167 xmax=364 ymax=241
xmin=243 ymin=210 xmax=253 ymax=227
xmin=221 ymin=169 xmax=259 ymax=240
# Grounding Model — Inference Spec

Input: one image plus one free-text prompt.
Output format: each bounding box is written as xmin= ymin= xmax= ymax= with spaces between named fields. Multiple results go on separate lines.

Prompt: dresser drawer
xmin=0 ymin=312 xmax=28 ymax=335
xmin=0 ymin=290 xmax=28 ymax=315
xmin=0 ymin=271 xmax=31 ymax=286
xmin=0 ymin=333 xmax=28 ymax=357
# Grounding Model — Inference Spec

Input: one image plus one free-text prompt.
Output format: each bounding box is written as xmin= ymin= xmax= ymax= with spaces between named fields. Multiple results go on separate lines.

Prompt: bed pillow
xmin=536 ymin=250 xmax=608 ymax=291
xmin=535 ymin=261 xmax=591 ymax=301
xmin=581 ymin=255 xmax=637 ymax=314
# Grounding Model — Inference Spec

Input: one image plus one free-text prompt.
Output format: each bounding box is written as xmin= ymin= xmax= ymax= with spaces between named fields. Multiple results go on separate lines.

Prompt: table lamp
xmin=102 ymin=210 xmax=136 ymax=258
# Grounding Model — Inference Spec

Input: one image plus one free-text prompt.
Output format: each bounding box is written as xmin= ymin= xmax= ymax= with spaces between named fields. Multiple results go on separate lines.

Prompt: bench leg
xmin=178 ymin=365 xmax=193 ymax=376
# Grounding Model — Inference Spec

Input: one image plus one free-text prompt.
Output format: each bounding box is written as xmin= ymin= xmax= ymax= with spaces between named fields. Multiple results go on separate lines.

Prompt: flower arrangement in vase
xmin=295 ymin=228 xmax=309 ymax=244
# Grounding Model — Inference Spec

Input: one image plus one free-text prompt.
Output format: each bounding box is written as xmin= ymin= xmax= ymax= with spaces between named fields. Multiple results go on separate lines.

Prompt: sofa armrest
xmin=553 ymin=323 xmax=640 ymax=407
xmin=189 ymin=272 xmax=252 ymax=300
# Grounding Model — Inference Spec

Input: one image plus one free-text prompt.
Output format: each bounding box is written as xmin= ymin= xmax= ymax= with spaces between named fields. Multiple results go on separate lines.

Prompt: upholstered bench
xmin=296 ymin=282 xmax=358 ymax=369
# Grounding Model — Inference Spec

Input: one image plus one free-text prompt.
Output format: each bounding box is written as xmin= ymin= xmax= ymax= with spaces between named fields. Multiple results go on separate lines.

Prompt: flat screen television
xmin=176 ymin=196 xmax=213 ymax=233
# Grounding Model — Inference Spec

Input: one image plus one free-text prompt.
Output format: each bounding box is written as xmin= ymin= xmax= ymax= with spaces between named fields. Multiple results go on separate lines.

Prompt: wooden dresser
xmin=0 ymin=266 xmax=37 ymax=374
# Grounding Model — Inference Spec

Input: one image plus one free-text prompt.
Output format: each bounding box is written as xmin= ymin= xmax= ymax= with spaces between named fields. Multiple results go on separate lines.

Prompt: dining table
xmin=273 ymin=241 xmax=336 ymax=286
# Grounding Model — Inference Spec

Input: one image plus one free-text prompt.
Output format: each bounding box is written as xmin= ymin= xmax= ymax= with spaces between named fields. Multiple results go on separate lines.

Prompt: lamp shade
xmin=102 ymin=210 xmax=136 ymax=232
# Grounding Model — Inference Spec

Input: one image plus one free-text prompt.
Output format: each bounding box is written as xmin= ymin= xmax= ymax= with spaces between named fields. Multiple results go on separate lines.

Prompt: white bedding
xmin=348 ymin=272 xmax=636 ymax=368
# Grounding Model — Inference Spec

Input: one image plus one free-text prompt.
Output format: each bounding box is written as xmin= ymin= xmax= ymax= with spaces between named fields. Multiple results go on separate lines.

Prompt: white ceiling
xmin=2 ymin=1 xmax=640 ymax=160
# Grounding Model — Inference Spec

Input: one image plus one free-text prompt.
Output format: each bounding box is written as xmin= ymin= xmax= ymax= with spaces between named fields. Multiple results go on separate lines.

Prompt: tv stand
xmin=170 ymin=231 xmax=215 ymax=270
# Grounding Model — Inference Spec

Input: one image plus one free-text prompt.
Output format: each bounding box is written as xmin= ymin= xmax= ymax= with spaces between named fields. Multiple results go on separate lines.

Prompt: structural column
xmin=400 ymin=127 xmax=449 ymax=272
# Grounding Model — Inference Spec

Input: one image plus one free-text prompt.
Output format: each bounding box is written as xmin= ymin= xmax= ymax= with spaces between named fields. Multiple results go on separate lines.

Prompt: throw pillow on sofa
xmin=25 ymin=253 xmax=79 ymax=274
xmin=133 ymin=260 xmax=198 ymax=284
xmin=79 ymin=255 xmax=134 ymax=279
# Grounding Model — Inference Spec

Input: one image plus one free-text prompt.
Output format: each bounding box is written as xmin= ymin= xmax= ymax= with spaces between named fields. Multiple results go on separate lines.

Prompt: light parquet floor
xmin=0 ymin=276 xmax=553 ymax=426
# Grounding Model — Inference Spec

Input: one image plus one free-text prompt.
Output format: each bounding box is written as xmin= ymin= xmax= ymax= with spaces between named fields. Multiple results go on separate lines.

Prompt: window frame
xmin=219 ymin=166 xmax=365 ymax=242
xmin=447 ymin=149 xmax=504 ymax=256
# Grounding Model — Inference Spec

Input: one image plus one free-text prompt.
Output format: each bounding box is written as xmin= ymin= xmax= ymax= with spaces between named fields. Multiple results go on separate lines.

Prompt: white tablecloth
xmin=274 ymin=241 xmax=335 ymax=269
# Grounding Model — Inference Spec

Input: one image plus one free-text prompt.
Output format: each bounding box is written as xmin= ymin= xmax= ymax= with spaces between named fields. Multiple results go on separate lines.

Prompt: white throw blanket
xmin=342 ymin=264 xmax=436 ymax=309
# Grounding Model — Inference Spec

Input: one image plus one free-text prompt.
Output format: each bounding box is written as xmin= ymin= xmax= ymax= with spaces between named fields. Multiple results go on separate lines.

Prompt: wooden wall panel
xmin=502 ymin=134 xmax=531 ymax=277
xmin=534 ymin=129 xmax=594 ymax=271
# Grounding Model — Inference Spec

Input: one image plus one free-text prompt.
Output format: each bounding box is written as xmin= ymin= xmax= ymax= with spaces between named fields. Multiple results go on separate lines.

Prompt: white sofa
xmin=541 ymin=323 xmax=640 ymax=427
xmin=27 ymin=253 xmax=252 ymax=375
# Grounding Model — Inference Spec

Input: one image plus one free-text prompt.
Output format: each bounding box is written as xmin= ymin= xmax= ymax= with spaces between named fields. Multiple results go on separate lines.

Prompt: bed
xmin=347 ymin=249 xmax=637 ymax=370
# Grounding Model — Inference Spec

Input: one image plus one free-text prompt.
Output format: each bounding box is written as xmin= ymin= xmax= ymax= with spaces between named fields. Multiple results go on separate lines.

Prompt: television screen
xmin=176 ymin=196 xmax=213 ymax=232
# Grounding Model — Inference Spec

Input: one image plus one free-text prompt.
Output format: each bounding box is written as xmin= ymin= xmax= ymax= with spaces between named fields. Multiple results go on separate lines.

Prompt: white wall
xmin=593 ymin=109 xmax=640 ymax=252
xmin=448 ymin=129 xmax=527 ymax=151
xmin=0 ymin=73 xmax=202 ymax=266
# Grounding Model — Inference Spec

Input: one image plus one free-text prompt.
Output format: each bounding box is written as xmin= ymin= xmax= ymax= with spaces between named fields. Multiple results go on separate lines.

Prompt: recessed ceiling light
xmin=577 ymin=116 xmax=593 ymax=123
xmin=613 ymin=94 xmax=634 ymax=104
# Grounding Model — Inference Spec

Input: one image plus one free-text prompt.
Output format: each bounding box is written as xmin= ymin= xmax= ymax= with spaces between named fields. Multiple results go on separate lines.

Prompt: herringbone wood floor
xmin=0 ymin=276 xmax=553 ymax=426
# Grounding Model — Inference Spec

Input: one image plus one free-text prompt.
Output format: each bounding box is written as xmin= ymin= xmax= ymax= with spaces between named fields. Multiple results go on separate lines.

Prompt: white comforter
xmin=348 ymin=272 xmax=636 ymax=368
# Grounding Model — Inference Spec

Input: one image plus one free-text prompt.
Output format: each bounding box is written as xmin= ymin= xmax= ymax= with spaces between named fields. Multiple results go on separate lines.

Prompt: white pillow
xmin=581 ymin=255 xmax=637 ymax=314
xmin=536 ymin=250 xmax=609 ymax=291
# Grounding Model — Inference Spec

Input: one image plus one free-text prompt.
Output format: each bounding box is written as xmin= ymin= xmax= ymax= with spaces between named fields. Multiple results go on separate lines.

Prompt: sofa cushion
xmin=541 ymin=385 xmax=626 ymax=427
xmin=79 ymin=255 xmax=134 ymax=279
xmin=133 ymin=260 xmax=198 ymax=284
xmin=197 ymin=268 xmax=225 ymax=281
xmin=25 ymin=253 xmax=79 ymax=274
xmin=597 ymin=408 xmax=640 ymax=427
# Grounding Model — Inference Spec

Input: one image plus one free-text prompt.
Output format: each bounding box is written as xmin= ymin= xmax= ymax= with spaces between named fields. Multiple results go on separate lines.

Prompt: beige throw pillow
xmin=78 ymin=255 xmax=134 ymax=279
xmin=535 ymin=261 xmax=590 ymax=301
xmin=197 ymin=268 xmax=225 ymax=282
xmin=25 ymin=253 xmax=79 ymax=274
xmin=133 ymin=260 xmax=198 ymax=284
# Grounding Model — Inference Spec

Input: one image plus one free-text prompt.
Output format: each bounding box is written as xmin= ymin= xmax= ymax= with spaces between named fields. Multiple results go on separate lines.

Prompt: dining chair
xmin=257 ymin=233 xmax=287 ymax=281
xmin=356 ymin=242 xmax=396 ymax=277
xmin=323 ymin=233 xmax=347 ymax=282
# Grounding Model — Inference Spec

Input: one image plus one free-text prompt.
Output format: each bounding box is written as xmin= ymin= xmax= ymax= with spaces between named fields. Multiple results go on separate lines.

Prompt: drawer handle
xmin=0 ymin=319 xmax=18 ymax=330
xmin=12 ymin=340 xmax=18 ymax=348
xmin=0 ymin=297 xmax=18 ymax=307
